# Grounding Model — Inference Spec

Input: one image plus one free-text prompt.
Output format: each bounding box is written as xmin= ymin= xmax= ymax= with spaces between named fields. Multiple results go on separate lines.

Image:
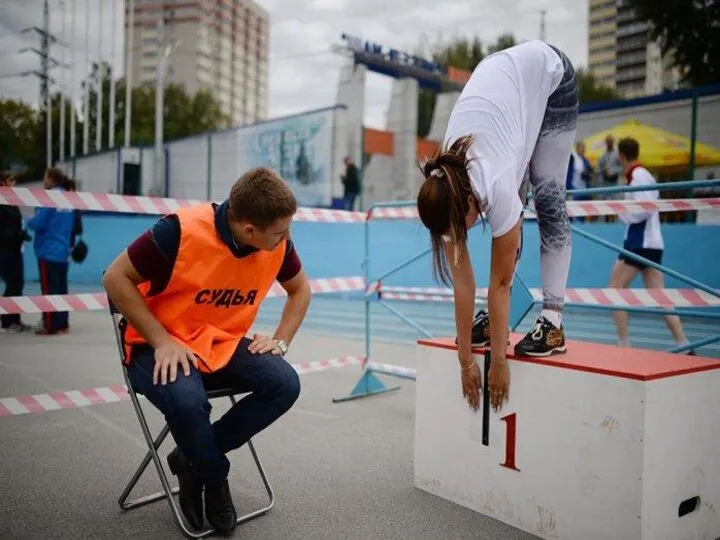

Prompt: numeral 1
xmin=499 ymin=413 xmax=520 ymax=471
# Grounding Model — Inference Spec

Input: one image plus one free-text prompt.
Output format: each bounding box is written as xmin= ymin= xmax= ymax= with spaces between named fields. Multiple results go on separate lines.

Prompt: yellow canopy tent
xmin=583 ymin=119 xmax=720 ymax=172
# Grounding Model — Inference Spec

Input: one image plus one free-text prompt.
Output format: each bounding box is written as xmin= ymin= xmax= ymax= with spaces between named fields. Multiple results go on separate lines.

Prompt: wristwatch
xmin=275 ymin=339 xmax=289 ymax=355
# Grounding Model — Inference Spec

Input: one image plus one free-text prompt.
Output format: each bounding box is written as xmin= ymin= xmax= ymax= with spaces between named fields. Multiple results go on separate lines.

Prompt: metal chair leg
xmin=228 ymin=395 xmax=275 ymax=526
xmin=118 ymin=393 xmax=275 ymax=538
xmin=118 ymin=423 xmax=178 ymax=510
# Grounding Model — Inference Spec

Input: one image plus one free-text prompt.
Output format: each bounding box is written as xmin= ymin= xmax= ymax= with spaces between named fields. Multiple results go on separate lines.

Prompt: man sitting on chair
xmin=103 ymin=167 xmax=311 ymax=534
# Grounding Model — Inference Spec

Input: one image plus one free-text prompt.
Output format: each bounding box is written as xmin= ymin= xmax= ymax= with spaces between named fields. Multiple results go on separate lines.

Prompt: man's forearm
xmin=102 ymin=272 xmax=172 ymax=348
xmin=272 ymin=286 xmax=311 ymax=345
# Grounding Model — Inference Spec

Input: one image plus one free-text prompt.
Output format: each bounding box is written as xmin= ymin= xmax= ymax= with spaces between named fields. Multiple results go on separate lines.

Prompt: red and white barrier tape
xmin=566 ymin=198 xmax=720 ymax=217
xmin=0 ymin=356 xmax=363 ymax=418
xmin=369 ymin=198 xmax=720 ymax=220
xmin=2 ymin=186 xmax=717 ymax=222
xmin=378 ymin=285 xmax=720 ymax=308
xmin=367 ymin=362 xmax=417 ymax=380
xmin=0 ymin=276 xmax=365 ymax=315
xmin=0 ymin=187 xmax=366 ymax=223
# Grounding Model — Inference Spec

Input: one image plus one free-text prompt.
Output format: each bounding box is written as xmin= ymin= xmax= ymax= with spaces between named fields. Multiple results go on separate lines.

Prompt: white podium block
xmin=414 ymin=336 xmax=720 ymax=540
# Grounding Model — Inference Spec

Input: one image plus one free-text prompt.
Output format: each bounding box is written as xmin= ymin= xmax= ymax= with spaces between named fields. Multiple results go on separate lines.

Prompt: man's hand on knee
xmin=247 ymin=333 xmax=284 ymax=356
xmin=153 ymin=340 xmax=199 ymax=385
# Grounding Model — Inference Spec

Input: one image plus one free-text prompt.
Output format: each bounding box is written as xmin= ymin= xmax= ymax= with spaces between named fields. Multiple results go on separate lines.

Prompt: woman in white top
xmin=416 ymin=40 xmax=578 ymax=412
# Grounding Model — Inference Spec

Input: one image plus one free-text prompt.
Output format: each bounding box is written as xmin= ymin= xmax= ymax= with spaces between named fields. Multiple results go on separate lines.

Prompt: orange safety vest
xmin=123 ymin=203 xmax=287 ymax=373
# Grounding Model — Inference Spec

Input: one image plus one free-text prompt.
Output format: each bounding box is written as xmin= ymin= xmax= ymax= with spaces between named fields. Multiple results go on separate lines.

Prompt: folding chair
xmin=108 ymin=300 xmax=275 ymax=538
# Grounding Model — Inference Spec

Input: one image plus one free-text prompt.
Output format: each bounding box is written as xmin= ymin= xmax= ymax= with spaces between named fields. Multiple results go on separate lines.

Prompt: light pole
xmin=153 ymin=17 xmax=178 ymax=196
xmin=82 ymin=0 xmax=89 ymax=155
xmin=108 ymin=0 xmax=117 ymax=148
xmin=69 ymin=0 xmax=76 ymax=159
xmin=124 ymin=0 xmax=134 ymax=148
xmin=95 ymin=0 xmax=103 ymax=152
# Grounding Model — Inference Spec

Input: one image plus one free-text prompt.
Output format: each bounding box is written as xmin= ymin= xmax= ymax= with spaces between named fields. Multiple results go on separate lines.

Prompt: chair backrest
xmin=105 ymin=293 xmax=130 ymax=366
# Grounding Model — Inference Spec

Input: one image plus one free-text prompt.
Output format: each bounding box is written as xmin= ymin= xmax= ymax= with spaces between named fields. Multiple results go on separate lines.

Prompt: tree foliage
xmin=627 ymin=0 xmax=720 ymax=87
xmin=0 ymin=99 xmax=42 ymax=177
xmin=0 ymin=61 xmax=230 ymax=182
xmin=576 ymin=68 xmax=620 ymax=104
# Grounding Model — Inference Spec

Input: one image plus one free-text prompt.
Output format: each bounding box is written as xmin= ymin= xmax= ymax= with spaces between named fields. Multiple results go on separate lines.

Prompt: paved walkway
xmin=0 ymin=311 xmax=539 ymax=539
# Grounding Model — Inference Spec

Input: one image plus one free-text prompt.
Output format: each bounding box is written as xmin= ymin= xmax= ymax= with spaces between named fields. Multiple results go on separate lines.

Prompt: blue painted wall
xmin=21 ymin=212 xmax=720 ymax=291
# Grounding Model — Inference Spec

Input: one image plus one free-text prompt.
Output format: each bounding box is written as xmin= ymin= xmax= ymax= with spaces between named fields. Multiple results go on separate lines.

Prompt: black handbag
xmin=71 ymin=237 xmax=88 ymax=263
xmin=70 ymin=210 xmax=87 ymax=263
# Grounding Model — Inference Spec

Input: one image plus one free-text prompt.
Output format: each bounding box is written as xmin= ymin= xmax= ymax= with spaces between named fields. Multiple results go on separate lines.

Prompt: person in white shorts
xmin=416 ymin=40 xmax=577 ymax=412
xmin=609 ymin=137 xmax=692 ymax=352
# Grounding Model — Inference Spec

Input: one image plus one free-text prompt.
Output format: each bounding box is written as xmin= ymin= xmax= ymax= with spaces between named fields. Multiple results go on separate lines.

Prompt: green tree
xmin=576 ymin=68 xmax=620 ymax=104
xmin=487 ymin=33 xmax=517 ymax=55
xmin=3 ymin=61 xmax=231 ymax=180
xmin=627 ymin=0 xmax=720 ymax=86
xmin=417 ymin=37 xmax=485 ymax=138
xmin=0 ymin=99 xmax=41 ymax=180
xmin=417 ymin=34 xmax=519 ymax=138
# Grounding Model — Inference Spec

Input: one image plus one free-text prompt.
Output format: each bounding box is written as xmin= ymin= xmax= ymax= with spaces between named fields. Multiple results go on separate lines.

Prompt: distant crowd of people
xmin=566 ymin=134 xmax=623 ymax=195
xmin=0 ymin=167 xmax=86 ymax=335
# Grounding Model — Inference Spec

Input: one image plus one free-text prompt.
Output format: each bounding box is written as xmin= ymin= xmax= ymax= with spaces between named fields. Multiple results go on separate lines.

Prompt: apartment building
xmin=125 ymin=0 xmax=269 ymax=126
xmin=588 ymin=0 xmax=680 ymax=99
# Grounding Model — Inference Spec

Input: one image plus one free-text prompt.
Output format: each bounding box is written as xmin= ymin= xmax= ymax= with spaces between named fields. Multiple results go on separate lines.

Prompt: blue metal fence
xmin=333 ymin=179 xmax=720 ymax=403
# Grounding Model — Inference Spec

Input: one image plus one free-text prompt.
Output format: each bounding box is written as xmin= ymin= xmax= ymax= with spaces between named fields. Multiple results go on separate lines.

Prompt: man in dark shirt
xmin=0 ymin=171 xmax=31 ymax=332
xmin=341 ymin=156 xmax=360 ymax=210
xmin=103 ymin=168 xmax=311 ymax=534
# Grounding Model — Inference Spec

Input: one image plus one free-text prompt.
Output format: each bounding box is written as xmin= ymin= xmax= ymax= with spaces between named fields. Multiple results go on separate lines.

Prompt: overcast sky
xmin=0 ymin=0 xmax=588 ymax=129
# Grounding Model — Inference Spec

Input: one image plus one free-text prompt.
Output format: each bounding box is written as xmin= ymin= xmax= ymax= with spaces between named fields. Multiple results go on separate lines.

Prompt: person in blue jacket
xmin=26 ymin=167 xmax=79 ymax=335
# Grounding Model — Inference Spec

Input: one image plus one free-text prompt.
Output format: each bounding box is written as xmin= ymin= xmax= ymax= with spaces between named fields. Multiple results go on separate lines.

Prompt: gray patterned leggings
xmin=518 ymin=45 xmax=578 ymax=312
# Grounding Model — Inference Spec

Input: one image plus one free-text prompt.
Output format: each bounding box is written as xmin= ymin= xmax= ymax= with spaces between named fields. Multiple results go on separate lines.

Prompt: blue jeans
xmin=127 ymin=338 xmax=301 ymax=487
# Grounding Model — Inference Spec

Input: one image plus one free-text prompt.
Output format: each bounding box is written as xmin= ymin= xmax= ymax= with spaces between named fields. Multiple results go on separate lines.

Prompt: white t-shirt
xmin=443 ymin=40 xmax=565 ymax=237
xmin=568 ymin=151 xmax=588 ymax=190
xmin=618 ymin=165 xmax=664 ymax=250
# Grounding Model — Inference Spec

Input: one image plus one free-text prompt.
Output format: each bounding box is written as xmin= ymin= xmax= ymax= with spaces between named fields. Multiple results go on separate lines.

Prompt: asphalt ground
xmin=0 ymin=311 xmax=540 ymax=540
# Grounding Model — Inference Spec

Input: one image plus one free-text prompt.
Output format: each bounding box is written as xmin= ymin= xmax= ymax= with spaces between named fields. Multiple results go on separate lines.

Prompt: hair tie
xmin=430 ymin=168 xmax=444 ymax=179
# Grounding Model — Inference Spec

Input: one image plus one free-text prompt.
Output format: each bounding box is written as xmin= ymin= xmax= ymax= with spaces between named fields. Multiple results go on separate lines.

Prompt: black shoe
xmin=455 ymin=309 xmax=491 ymax=347
xmin=205 ymin=479 xmax=237 ymax=535
xmin=455 ymin=309 xmax=510 ymax=348
xmin=514 ymin=316 xmax=567 ymax=357
xmin=167 ymin=447 xmax=204 ymax=530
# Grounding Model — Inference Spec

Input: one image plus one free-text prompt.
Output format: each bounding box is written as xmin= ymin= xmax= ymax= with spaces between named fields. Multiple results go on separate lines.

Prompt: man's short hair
xmin=228 ymin=167 xmax=297 ymax=229
xmin=618 ymin=137 xmax=640 ymax=161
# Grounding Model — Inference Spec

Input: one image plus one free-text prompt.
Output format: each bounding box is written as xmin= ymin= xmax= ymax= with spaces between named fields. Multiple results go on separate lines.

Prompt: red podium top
xmin=417 ymin=335 xmax=720 ymax=381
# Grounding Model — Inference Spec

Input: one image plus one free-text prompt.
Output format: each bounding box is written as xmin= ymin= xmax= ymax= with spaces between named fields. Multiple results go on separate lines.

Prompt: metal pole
xmin=47 ymin=80 xmax=53 ymax=168
xmin=666 ymin=335 xmax=720 ymax=354
xmin=568 ymin=179 xmax=720 ymax=198
xmin=82 ymin=0 xmax=89 ymax=155
xmin=69 ymin=0 xmax=76 ymax=159
xmin=569 ymin=223 xmax=720 ymax=300
xmin=95 ymin=0 xmax=103 ymax=152
xmin=124 ymin=0 xmax=135 ymax=148
xmin=688 ymin=88 xmax=698 ymax=181
xmin=563 ymin=302 xmax=720 ymax=320
xmin=44 ymin=0 xmax=51 ymax=168
xmin=108 ymin=0 xmax=117 ymax=148
xmin=154 ymin=18 xmax=165 ymax=195
xmin=363 ymin=212 xmax=371 ymax=365
xmin=59 ymin=0 xmax=66 ymax=163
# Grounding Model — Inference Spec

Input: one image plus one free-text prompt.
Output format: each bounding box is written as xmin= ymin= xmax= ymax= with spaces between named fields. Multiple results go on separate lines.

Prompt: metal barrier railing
xmin=332 ymin=178 xmax=720 ymax=403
